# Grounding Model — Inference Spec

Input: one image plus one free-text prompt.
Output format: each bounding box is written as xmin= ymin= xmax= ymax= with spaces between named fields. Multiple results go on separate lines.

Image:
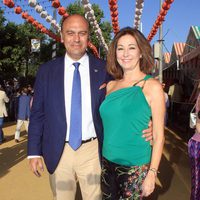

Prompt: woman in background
xmin=188 ymin=92 xmax=200 ymax=200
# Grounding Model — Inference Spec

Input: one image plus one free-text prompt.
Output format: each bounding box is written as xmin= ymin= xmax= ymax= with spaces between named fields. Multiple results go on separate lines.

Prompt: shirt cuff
xmin=27 ymin=155 xmax=41 ymax=159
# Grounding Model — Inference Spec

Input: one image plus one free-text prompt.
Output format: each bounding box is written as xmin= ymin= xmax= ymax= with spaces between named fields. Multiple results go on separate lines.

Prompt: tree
xmin=0 ymin=10 xmax=52 ymax=79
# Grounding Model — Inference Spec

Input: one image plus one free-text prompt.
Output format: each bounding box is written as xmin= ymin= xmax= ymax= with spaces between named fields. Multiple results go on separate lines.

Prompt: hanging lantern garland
xmin=29 ymin=0 xmax=61 ymax=32
xmin=147 ymin=0 xmax=174 ymax=41
xmin=88 ymin=41 xmax=99 ymax=58
xmin=133 ymin=0 xmax=144 ymax=30
xmin=3 ymin=0 xmax=15 ymax=8
xmin=51 ymin=0 xmax=69 ymax=19
xmin=108 ymin=0 xmax=120 ymax=34
xmin=81 ymin=0 xmax=108 ymax=52
xmin=3 ymin=1 xmax=60 ymax=42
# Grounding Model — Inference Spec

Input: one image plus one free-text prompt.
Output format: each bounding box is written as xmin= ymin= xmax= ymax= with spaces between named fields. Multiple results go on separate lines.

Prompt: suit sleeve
xmin=27 ymin=65 xmax=46 ymax=156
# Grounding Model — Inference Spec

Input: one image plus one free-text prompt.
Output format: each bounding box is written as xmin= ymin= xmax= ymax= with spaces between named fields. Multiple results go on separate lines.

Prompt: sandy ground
xmin=0 ymin=122 xmax=191 ymax=200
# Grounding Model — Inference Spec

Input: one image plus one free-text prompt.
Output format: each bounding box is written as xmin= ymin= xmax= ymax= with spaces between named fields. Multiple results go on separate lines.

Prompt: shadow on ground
xmin=0 ymin=131 xmax=27 ymax=178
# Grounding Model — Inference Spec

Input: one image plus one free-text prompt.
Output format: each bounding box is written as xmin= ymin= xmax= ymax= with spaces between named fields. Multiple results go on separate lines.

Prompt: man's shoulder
xmin=42 ymin=56 xmax=64 ymax=67
xmin=88 ymin=53 xmax=106 ymax=65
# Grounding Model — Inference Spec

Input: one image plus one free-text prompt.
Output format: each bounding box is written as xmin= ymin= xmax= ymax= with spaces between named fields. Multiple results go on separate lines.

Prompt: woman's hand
xmin=141 ymin=171 xmax=156 ymax=197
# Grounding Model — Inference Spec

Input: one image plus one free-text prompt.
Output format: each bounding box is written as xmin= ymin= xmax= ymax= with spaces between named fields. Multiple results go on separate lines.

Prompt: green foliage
xmin=0 ymin=14 xmax=52 ymax=79
xmin=0 ymin=1 xmax=112 ymax=79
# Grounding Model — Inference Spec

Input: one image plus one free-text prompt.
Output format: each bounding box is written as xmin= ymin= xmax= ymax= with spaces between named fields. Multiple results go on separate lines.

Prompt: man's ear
xmin=60 ymin=32 xmax=64 ymax=43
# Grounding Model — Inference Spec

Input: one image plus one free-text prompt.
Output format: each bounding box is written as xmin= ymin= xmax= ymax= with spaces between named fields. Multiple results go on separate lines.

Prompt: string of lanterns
xmin=133 ymin=0 xmax=144 ymax=30
xmin=108 ymin=0 xmax=119 ymax=34
xmin=2 ymin=0 xmax=100 ymax=57
xmin=81 ymin=0 xmax=108 ymax=52
xmin=28 ymin=0 xmax=60 ymax=33
xmin=2 ymin=0 xmax=175 ymax=56
xmin=50 ymin=0 xmax=69 ymax=19
xmin=147 ymin=0 xmax=174 ymax=41
xmin=3 ymin=0 xmax=61 ymax=42
xmin=88 ymin=41 xmax=99 ymax=58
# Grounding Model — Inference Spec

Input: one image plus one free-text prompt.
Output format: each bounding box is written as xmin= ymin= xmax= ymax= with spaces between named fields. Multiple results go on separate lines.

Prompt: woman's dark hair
xmin=106 ymin=27 xmax=154 ymax=79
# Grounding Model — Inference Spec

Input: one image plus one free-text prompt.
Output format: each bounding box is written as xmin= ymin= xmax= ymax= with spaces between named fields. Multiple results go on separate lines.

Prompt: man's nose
xmin=74 ymin=34 xmax=80 ymax=42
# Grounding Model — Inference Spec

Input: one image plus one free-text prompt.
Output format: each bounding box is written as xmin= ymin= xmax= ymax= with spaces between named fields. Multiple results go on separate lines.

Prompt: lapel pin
xmin=94 ymin=69 xmax=98 ymax=72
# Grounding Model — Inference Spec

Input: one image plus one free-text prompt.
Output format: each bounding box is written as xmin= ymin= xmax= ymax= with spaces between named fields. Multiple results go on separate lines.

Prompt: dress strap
xmin=132 ymin=74 xmax=152 ymax=87
xmin=132 ymin=78 xmax=145 ymax=87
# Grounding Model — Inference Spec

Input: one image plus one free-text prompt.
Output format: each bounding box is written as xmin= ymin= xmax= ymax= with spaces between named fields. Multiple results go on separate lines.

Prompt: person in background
xmin=0 ymin=84 xmax=9 ymax=144
xmin=28 ymin=14 xmax=153 ymax=200
xmin=14 ymin=87 xmax=31 ymax=143
xmin=162 ymin=83 xmax=170 ymax=126
xmin=168 ymin=78 xmax=183 ymax=121
xmin=188 ymin=92 xmax=200 ymax=200
xmin=100 ymin=27 xmax=165 ymax=199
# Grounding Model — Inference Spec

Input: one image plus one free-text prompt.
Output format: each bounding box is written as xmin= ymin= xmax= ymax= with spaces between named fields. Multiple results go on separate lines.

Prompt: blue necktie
xmin=69 ymin=62 xmax=82 ymax=150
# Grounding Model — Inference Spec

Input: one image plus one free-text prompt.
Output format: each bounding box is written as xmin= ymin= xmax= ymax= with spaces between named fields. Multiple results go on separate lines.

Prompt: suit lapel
xmin=89 ymin=55 xmax=103 ymax=116
xmin=89 ymin=56 xmax=97 ymax=115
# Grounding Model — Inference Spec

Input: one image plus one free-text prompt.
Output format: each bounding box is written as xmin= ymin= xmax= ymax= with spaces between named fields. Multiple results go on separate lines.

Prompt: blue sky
xmin=0 ymin=0 xmax=199 ymax=53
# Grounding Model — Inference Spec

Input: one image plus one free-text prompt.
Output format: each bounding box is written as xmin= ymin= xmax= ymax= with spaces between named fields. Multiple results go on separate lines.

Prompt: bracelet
xmin=148 ymin=168 xmax=160 ymax=176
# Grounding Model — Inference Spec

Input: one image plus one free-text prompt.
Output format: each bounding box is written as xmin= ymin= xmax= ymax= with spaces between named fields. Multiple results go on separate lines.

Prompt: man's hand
xmin=142 ymin=120 xmax=153 ymax=142
xmin=29 ymin=157 xmax=44 ymax=177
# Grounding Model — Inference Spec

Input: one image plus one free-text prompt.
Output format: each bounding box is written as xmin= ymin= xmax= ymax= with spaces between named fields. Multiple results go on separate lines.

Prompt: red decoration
xmin=63 ymin=13 xmax=69 ymax=19
xmin=52 ymin=0 xmax=60 ymax=8
xmin=58 ymin=7 xmax=66 ymax=15
xmin=166 ymin=0 xmax=174 ymax=3
xmin=3 ymin=0 xmax=14 ymax=8
xmin=21 ymin=12 xmax=29 ymax=19
xmin=160 ymin=9 xmax=167 ymax=17
xmin=155 ymin=19 xmax=162 ymax=26
xmin=162 ymin=1 xmax=171 ymax=10
xmin=27 ymin=16 xmax=34 ymax=23
xmin=14 ymin=6 xmax=22 ymax=14
xmin=158 ymin=15 xmax=165 ymax=22
xmin=109 ymin=0 xmax=117 ymax=6
xmin=38 ymin=24 xmax=43 ymax=29
xmin=111 ymin=10 xmax=118 ymax=17
xmin=32 ymin=21 xmax=39 ymax=27
xmin=41 ymin=27 xmax=47 ymax=33
xmin=110 ymin=4 xmax=118 ymax=11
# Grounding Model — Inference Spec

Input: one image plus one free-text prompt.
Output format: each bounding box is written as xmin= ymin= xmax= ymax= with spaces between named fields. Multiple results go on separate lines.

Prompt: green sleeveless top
xmin=99 ymin=75 xmax=152 ymax=166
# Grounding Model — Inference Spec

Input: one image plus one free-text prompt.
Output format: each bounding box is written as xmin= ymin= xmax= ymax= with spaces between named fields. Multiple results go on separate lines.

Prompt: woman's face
xmin=116 ymin=34 xmax=141 ymax=72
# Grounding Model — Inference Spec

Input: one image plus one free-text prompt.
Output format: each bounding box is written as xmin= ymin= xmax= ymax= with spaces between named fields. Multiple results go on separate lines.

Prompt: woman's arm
xmin=142 ymin=79 xmax=165 ymax=197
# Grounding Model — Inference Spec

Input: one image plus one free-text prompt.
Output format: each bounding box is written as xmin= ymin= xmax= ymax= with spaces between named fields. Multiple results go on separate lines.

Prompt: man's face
xmin=61 ymin=15 xmax=89 ymax=60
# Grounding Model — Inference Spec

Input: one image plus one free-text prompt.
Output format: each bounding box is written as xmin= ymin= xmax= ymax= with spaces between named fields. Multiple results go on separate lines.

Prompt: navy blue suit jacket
xmin=17 ymin=94 xmax=31 ymax=120
xmin=28 ymin=54 xmax=109 ymax=174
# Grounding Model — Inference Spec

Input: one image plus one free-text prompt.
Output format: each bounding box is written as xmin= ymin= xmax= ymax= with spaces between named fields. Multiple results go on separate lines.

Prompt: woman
xmin=188 ymin=93 xmax=200 ymax=200
xmin=99 ymin=27 xmax=165 ymax=199
xmin=0 ymin=84 xmax=9 ymax=144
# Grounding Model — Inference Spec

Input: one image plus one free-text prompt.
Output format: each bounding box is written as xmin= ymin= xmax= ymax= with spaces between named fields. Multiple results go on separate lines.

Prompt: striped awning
xmin=164 ymin=52 xmax=171 ymax=63
xmin=181 ymin=46 xmax=200 ymax=63
xmin=174 ymin=42 xmax=185 ymax=56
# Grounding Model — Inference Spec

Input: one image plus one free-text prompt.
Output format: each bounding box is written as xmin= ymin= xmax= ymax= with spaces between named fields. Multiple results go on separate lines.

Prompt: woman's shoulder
xmin=144 ymin=77 xmax=164 ymax=96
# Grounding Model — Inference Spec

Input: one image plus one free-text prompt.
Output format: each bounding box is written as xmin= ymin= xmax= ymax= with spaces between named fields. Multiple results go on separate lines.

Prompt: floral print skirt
xmin=101 ymin=157 xmax=149 ymax=200
xmin=188 ymin=138 xmax=200 ymax=200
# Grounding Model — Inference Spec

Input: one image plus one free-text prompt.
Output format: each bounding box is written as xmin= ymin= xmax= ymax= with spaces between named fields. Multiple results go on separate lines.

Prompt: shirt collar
xmin=64 ymin=53 xmax=88 ymax=68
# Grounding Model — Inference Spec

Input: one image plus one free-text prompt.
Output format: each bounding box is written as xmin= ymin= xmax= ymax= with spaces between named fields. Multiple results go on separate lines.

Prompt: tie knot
xmin=73 ymin=62 xmax=80 ymax=70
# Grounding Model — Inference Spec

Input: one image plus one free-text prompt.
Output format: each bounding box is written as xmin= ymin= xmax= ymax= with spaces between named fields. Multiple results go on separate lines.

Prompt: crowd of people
xmin=0 ymin=79 xmax=33 ymax=144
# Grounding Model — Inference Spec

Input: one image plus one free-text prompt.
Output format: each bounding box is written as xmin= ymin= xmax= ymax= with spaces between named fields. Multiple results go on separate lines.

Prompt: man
xmin=0 ymin=84 xmax=9 ymax=144
xmin=14 ymin=87 xmax=31 ymax=143
xmin=28 ymin=14 xmax=152 ymax=200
